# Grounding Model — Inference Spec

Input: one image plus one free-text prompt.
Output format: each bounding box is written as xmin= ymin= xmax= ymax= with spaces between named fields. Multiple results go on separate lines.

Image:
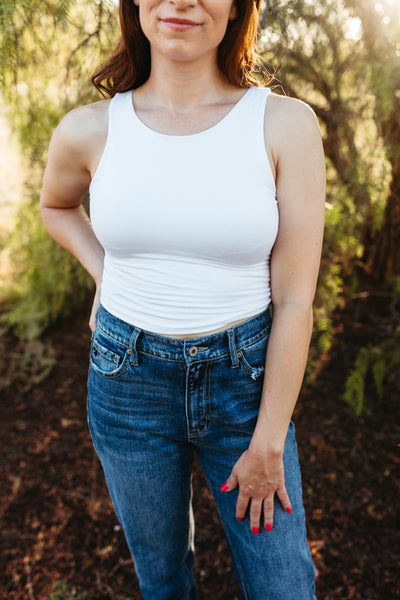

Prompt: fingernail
xmin=265 ymin=524 xmax=272 ymax=532
xmin=286 ymin=507 xmax=292 ymax=514
xmin=252 ymin=527 xmax=259 ymax=535
xmin=220 ymin=482 xmax=229 ymax=492
xmin=237 ymin=517 xmax=244 ymax=521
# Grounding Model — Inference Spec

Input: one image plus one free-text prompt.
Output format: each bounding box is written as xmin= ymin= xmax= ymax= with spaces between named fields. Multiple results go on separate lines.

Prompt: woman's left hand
xmin=221 ymin=447 xmax=291 ymax=533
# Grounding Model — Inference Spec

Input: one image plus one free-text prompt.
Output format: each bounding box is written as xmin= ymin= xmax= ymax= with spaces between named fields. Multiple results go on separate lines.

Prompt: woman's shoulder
xmin=48 ymin=99 xmax=111 ymax=174
xmin=52 ymin=98 xmax=111 ymax=153
xmin=264 ymin=91 xmax=322 ymax=165
xmin=265 ymin=91 xmax=321 ymax=140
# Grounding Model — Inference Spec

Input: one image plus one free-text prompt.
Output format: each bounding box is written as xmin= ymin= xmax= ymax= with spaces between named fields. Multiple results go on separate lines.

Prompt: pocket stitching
xmin=237 ymin=332 xmax=269 ymax=381
xmin=238 ymin=350 xmax=265 ymax=380
xmin=92 ymin=338 xmax=121 ymax=365
xmin=90 ymin=337 xmax=129 ymax=379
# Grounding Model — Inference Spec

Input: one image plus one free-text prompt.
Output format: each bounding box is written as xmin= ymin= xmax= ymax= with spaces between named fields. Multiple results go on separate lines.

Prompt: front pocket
xmin=90 ymin=330 xmax=128 ymax=378
xmin=237 ymin=333 xmax=270 ymax=381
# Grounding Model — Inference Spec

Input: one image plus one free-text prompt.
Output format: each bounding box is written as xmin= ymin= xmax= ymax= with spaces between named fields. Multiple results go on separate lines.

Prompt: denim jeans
xmin=87 ymin=304 xmax=316 ymax=600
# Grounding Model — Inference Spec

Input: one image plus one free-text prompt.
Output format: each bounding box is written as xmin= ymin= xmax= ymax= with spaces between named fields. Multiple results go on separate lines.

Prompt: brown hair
xmin=92 ymin=0 xmax=267 ymax=97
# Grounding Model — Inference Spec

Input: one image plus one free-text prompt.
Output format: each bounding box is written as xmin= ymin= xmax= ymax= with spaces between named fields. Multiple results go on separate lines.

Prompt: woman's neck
xmin=139 ymin=51 xmax=237 ymax=113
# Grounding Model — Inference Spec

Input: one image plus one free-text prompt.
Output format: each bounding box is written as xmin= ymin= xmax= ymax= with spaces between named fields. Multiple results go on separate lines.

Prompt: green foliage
xmin=1 ymin=0 xmax=118 ymax=161
xmin=49 ymin=580 xmax=87 ymax=600
xmin=261 ymin=0 xmax=398 ymax=382
xmin=0 ymin=0 xmax=73 ymax=87
xmin=0 ymin=192 xmax=93 ymax=339
xmin=342 ymin=340 xmax=400 ymax=416
xmin=0 ymin=0 xmax=118 ymax=339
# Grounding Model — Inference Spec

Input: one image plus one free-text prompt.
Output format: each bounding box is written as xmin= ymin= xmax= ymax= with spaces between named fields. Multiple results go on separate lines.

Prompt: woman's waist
xmin=99 ymin=261 xmax=271 ymax=336
xmin=157 ymin=314 xmax=255 ymax=339
xmin=99 ymin=284 xmax=271 ymax=337
xmin=95 ymin=302 xmax=272 ymax=360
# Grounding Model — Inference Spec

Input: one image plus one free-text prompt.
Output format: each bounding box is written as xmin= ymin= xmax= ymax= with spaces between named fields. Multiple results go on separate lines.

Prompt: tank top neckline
xmin=128 ymin=85 xmax=257 ymax=140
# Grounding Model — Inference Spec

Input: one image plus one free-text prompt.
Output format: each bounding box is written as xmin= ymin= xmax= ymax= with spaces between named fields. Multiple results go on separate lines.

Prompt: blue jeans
xmin=87 ymin=305 xmax=316 ymax=600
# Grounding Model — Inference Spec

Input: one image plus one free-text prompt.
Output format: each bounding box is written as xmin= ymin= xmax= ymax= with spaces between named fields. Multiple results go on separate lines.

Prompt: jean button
xmin=188 ymin=346 xmax=198 ymax=357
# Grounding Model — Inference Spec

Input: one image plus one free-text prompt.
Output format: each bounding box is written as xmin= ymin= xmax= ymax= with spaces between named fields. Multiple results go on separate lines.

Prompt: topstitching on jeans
xmin=94 ymin=331 xmax=271 ymax=366
xmin=95 ymin=304 xmax=272 ymax=362
xmin=234 ymin=326 xmax=270 ymax=352
xmin=96 ymin=320 xmax=132 ymax=348
xmin=134 ymin=322 xmax=271 ymax=361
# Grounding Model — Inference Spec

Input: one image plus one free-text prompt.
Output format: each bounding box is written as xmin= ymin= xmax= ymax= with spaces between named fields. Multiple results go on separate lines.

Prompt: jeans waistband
xmin=95 ymin=304 xmax=272 ymax=366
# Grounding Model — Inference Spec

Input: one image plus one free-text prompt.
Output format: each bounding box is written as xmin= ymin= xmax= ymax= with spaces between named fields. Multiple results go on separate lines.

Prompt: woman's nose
xmin=168 ymin=0 xmax=197 ymax=8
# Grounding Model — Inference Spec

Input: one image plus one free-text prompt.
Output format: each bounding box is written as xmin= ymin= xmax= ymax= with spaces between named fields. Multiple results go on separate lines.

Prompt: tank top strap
xmin=203 ymin=85 xmax=271 ymax=140
xmin=227 ymin=86 xmax=271 ymax=152
xmin=250 ymin=86 xmax=271 ymax=130
xmin=108 ymin=90 xmax=136 ymax=136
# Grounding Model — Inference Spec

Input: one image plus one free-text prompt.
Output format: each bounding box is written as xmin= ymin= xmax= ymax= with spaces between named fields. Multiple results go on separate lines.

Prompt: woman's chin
xmin=151 ymin=42 xmax=215 ymax=66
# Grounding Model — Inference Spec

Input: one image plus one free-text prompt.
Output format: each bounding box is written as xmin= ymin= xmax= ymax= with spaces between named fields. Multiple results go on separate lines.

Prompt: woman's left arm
xmin=222 ymin=95 xmax=326 ymax=533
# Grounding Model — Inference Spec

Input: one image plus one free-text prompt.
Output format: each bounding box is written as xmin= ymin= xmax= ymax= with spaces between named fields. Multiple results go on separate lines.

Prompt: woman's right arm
xmin=40 ymin=103 xmax=108 ymax=330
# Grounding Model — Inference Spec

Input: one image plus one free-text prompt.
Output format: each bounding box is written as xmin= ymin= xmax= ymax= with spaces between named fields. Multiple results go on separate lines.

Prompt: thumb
xmin=220 ymin=471 xmax=239 ymax=492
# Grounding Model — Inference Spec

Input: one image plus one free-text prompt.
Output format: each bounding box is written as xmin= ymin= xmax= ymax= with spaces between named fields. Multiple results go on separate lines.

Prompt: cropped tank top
xmin=89 ymin=86 xmax=279 ymax=334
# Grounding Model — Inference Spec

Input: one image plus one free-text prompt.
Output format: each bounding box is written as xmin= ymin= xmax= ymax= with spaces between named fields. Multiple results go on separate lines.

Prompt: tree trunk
xmin=364 ymin=95 xmax=400 ymax=282
xmin=366 ymin=179 xmax=400 ymax=283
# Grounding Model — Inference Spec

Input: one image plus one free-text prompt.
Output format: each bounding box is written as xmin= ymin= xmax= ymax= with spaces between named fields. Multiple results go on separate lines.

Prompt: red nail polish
xmin=252 ymin=527 xmax=259 ymax=535
xmin=237 ymin=517 xmax=244 ymax=521
xmin=286 ymin=507 xmax=292 ymax=514
xmin=265 ymin=524 xmax=272 ymax=532
xmin=220 ymin=482 xmax=229 ymax=492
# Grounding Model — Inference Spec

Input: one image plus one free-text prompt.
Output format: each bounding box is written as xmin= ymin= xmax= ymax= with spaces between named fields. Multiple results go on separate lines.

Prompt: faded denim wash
xmin=87 ymin=304 xmax=316 ymax=600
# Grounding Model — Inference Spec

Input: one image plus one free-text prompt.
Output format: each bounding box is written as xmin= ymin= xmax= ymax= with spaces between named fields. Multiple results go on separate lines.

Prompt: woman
xmin=40 ymin=0 xmax=325 ymax=598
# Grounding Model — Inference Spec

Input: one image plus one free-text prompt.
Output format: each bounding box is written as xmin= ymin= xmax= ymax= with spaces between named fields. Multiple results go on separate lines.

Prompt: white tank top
xmin=89 ymin=86 xmax=278 ymax=334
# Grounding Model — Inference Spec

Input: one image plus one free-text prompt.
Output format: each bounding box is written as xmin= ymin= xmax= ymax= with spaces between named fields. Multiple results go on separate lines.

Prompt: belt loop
xmin=227 ymin=329 xmax=239 ymax=368
xmin=127 ymin=327 xmax=141 ymax=366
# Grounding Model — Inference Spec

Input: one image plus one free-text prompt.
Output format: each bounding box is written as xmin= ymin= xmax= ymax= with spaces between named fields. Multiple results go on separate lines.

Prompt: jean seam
xmin=202 ymin=361 xmax=211 ymax=436
xmin=139 ymin=349 xmax=185 ymax=363
xmin=92 ymin=337 xmax=121 ymax=365
xmin=182 ymin=562 xmax=193 ymax=600
xmin=95 ymin=329 xmax=271 ymax=363
xmin=97 ymin=321 xmax=130 ymax=348
xmin=221 ymin=528 xmax=251 ymax=600
xmin=238 ymin=352 xmax=265 ymax=381
xmin=139 ymin=349 xmax=232 ymax=365
xmin=89 ymin=353 xmax=129 ymax=379
xmin=98 ymin=319 xmax=270 ymax=349
xmin=238 ymin=327 xmax=270 ymax=350
xmin=187 ymin=361 xmax=212 ymax=439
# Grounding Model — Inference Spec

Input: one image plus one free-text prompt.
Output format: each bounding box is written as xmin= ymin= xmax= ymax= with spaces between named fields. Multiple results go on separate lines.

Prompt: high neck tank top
xmin=89 ymin=86 xmax=278 ymax=334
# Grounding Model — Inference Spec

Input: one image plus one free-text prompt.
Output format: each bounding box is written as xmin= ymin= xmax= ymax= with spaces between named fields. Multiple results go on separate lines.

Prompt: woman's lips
xmin=162 ymin=18 xmax=200 ymax=32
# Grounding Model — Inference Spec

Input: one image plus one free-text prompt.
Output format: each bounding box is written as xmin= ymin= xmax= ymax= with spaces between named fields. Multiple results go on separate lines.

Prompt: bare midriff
xmin=157 ymin=314 xmax=254 ymax=339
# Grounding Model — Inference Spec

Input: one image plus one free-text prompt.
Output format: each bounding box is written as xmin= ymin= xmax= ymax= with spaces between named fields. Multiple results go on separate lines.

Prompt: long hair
xmin=92 ymin=0 xmax=267 ymax=97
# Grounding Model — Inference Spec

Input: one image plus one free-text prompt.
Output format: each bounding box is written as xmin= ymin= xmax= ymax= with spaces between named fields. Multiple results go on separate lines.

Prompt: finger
xmin=220 ymin=471 xmax=239 ymax=493
xmin=89 ymin=316 xmax=97 ymax=333
xmin=89 ymin=304 xmax=99 ymax=332
xmin=263 ymin=495 xmax=274 ymax=532
xmin=236 ymin=490 xmax=250 ymax=522
xmin=89 ymin=289 xmax=101 ymax=332
xmin=277 ymin=484 xmax=292 ymax=515
xmin=249 ymin=498 xmax=263 ymax=534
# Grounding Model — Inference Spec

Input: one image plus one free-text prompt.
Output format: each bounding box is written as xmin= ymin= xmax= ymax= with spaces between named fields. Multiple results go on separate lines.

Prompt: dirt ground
xmin=1 ymin=295 xmax=399 ymax=600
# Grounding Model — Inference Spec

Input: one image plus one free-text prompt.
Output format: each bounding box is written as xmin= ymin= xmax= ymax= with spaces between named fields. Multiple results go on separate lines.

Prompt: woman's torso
xmin=86 ymin=86 xmax=279 ymax=337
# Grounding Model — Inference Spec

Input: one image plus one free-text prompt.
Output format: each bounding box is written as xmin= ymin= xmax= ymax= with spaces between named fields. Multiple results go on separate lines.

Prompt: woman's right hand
xmin=89 ymin=285 xmax=101 ymax=333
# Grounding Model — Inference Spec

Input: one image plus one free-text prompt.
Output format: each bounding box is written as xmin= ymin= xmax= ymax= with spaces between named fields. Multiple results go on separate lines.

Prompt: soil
xmin=0 ymin=294 xmax=399 ymax=600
